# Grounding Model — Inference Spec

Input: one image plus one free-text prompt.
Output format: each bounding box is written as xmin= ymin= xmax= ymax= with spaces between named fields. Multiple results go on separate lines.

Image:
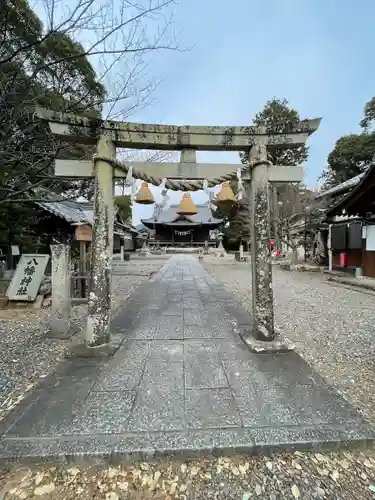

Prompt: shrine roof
xmin=326 ymin=163 xmax=375 ymax=217
xmin=315 ymin=171 xmax=366 ymax=200
xmin=36 ymin=196 xmax=89 ymax=225
xmin=34 ymin=190 xmax=138 ymax=234
xmin=141 ymin=204 xmax=223 ymax=227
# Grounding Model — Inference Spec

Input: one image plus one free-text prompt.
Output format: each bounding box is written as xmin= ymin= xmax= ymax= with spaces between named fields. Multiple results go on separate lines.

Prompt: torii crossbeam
xmin=38 ymin=108 xmax=321 ymax=354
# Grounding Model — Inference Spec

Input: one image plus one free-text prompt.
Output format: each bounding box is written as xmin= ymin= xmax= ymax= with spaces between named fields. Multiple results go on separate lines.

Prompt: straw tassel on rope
xmin=177 ymin=192 xmax=198 ymax=216
xmin=135 ymin=182 xmax=155 ymax=205
xmin=216 ymin=181 xmax=236 ymax=207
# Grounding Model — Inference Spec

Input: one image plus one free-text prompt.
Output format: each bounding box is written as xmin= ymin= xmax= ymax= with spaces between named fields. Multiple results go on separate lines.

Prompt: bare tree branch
xmin=0 ymin=0 xmax=180 ymax=203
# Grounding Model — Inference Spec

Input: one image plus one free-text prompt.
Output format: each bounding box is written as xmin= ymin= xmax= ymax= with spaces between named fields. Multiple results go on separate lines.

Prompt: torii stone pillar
xmin=240 ymin=145 xmax=300 ymax=351
xmin=247 ymin=145 xmax=274 ymax=341
xmin=83 ymin=137 xmax=115 ymax=349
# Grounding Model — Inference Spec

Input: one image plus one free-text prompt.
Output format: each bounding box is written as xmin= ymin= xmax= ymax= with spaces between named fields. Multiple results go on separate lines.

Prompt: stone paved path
xmin=0 ymin=255 xmax=373 ymax=463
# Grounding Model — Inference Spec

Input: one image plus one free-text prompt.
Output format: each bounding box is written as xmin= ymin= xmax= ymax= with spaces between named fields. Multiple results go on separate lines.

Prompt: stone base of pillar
xmin=233 ymin=322 xmax=295 ymax=353
xmin=67 ymin=342 xmax=117 ymax=359
xmin=48 ymin=321 xmax=79 ymax=340
xmin=67 ymin=331 xmax=125 ymax=358
xmin=242 ymin=335 xmax=295 ymax=353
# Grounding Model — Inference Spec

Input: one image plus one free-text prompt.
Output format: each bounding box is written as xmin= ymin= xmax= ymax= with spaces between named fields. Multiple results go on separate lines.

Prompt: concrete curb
xmin=0 ymin=425 xmax=374 ymax=465
xmin=325 ymin=275 xmax=375 ymax=292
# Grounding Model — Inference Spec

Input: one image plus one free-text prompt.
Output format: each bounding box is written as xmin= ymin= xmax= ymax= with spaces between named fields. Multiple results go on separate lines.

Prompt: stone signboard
xmin=6 ymin=254 xmax=50 ymax=302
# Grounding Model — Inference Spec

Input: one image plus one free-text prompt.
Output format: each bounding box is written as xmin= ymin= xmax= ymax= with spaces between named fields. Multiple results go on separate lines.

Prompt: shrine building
xmin=141 ymin=204 xmax=223 ymax=247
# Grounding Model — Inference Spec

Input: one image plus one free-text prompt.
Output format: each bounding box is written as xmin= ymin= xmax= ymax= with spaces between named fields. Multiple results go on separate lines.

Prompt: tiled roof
xmin=36 ymin=198 xmax=89 ymax=224
xmin=34 ymin=191 xmax=138 ymax=234
xmin=316 ymin=172 xmax=365 ymax=199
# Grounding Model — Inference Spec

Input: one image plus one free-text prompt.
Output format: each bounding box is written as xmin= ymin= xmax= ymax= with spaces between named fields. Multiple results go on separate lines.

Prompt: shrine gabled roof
xmin=141 ymin=204 xmax=223 ymax=226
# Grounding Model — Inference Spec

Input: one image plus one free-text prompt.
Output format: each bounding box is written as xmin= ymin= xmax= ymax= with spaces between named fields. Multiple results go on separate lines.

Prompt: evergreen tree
xmin=319 ymin=97 xmax=375 ymax=191
xmin=240 ymin=97 xmax=308 ymax=166
xmin=114 ymin=195 xmax=132 ymax=225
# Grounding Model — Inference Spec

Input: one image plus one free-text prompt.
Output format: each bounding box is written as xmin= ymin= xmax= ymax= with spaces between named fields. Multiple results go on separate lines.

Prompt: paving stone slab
xmin=183 ymin=299 xmax=205 ymax=309
xmin=183 ymin=309 xmax=206 ymax=326
xmin=93 ymin=367 xmax=144 ymax=392
xmin=184 ymin=349 xmax=227 ymax=389
xmin=166 ymin=294 xmax=184 ymax=303
xmin=68 ymin=391 xmax=135 ymax=434
xmin=154 ymin=316 xmax=184 ymax=331
xmin=39 ymin=360 xmax=105 ymax=387
xmin=185 ymin=388 xmax=242 ymax=429
xmin=162 ymin=303 xmax=184 ymax=315
xmin=140 ymin=360 xmax=184 ymax=389
xmin=222 ymin=351 xmax=326 ymax=387
xmin=4 ymin=382 xmax=93 ymax=438
xmin=183 ymin=325 xmax=214 ymax=339
xmin=154 ymin=324 xmax=184 ymax=340
xmin=149 ymin=340 xmax=184 ymax=363
xmin=122 ymin=325 xmax=158 ymax=340
xmin=127 ymin=385 xmax=185 ymax=432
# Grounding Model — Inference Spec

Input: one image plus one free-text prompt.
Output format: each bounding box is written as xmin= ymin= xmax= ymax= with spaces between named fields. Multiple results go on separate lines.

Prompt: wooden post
xmin=328 ymin=224 xmax=333 ymax=271
xmin=79 ymin=241 xmax=86 ymax=298
xmin=84 ymin=137 xmax=115 ymax=348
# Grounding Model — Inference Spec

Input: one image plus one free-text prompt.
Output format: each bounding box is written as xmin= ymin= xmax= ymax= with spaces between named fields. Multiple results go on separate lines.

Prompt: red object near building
xmin=270 ymin=239 xmax=274 ymax=251
xmin=339 ymin=252 xmax=348 ymax=267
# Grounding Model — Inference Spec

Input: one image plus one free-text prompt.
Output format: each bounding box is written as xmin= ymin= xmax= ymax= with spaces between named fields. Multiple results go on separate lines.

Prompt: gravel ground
xmin=202 ymin=257 xmax=375 ymax=425
xmin=0 ymin=258 xmax=169 ymax=421
xmin=2 ymin=449 xmax=375 ymax=499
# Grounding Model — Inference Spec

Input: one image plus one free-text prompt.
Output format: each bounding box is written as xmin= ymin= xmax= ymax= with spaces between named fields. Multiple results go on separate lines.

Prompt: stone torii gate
xmin=39 ymin=109 xmax=321 ymax=354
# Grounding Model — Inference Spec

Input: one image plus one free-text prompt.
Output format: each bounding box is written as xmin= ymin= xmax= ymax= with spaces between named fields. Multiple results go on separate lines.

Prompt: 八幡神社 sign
xmin=6 ymin=254 xmax=50 ymax=302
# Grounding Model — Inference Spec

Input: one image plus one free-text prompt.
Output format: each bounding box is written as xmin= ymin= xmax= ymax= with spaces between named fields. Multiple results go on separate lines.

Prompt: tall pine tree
xmin=221 ymin=98 xmax=308 ymax=249
xmin=319 ymin=96 xmax=375 ymax=191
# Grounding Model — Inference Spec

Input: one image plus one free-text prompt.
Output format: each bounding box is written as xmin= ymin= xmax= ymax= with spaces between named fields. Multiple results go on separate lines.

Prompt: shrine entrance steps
xmin=0 ymin=255 xmax=373 ymax=462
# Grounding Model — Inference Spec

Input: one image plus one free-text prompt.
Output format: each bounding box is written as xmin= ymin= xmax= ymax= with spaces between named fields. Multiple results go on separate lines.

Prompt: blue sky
xmin=126 ymin=0 xmax=375 ymax=224
xmin=34 ymin=0 xmax=375 ymax=224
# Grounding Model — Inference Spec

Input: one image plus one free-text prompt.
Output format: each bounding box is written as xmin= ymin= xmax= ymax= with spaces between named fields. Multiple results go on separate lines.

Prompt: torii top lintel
xmin=37 ymin=108 xmax=321 ymax=152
